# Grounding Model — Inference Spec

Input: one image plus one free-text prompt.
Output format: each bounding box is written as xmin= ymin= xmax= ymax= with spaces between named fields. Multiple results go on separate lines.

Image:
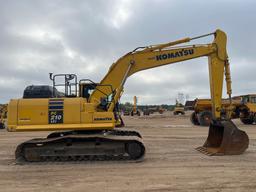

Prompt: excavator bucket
xmin=196 ymin=120 xmax=249 ymax=155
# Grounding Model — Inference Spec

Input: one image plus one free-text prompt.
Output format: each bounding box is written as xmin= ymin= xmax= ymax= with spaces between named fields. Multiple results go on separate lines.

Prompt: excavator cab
xmin=79 ymin=79 xmax=115 ymax=110
xmin=79 ymin=80 xmax=98 ymax=101
xmin=79 ymin=79 xmax=124 ymax=126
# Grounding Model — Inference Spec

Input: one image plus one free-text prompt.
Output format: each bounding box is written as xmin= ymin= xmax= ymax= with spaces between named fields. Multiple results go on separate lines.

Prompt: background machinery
xmin=173 ymin=100 xmax=185 ymax=115
xmin=121 ymin=96 xmax=140 ymax=116
xmin=190 ymin=98 xmax=240 ymax=126
xmin=7 ymin=29 xmax=249 ymax=162
xmin=142 ymin=106 xmax=164 ymax=115
xmin=237 ymin=94 xmax=256 ymax=124
xmin=0 ymin=104 xmax=7 ymax=129
xmin=130 ymin=96 xmax=141 ymax=116
xmin=190 ymin=94 xmax=256 ymax=126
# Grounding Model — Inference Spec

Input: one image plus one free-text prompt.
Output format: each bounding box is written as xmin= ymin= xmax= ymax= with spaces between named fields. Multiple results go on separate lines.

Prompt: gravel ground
xmin=0 ymin=111 xmax=256 ymax=192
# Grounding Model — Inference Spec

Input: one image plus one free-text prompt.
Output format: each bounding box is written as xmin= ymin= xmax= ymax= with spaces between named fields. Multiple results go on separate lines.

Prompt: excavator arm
xmin=90 ymin=30 xmax=230 ymax=120
xmin=90 ymin=29 xmax=248 ymax=156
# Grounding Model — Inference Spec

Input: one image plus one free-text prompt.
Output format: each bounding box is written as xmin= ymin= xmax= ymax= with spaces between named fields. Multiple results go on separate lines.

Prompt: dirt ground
xmin=1 ymin=111 xmax=256 ymax=192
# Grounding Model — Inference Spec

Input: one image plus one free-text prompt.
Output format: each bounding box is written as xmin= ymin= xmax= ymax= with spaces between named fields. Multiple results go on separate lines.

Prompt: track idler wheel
xmin=196 ymin=120 xmax=249 ymax=155
xmin=126 ymin=141 xmax=145 ymax=160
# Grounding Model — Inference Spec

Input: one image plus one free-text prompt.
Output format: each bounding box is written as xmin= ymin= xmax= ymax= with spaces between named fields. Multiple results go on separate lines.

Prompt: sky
xmin=0 ymin=0 xmax=255 ymax=105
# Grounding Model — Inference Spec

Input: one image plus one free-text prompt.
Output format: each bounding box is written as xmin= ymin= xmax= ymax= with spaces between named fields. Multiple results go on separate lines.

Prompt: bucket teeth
xmin=195 ymin=147 xmax=215 ymax=156
xmin=195 ymin=147 xmax=217 ymax=156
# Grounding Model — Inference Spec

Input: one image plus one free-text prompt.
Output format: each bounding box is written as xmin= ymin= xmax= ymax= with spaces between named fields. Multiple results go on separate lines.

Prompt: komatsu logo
xmin=156 ymin=49 xmax=194 ymax=61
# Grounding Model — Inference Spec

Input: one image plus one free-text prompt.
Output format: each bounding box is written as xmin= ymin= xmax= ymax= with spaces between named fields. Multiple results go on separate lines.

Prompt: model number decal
xmin=48 ymin=99 xmax=64 ymax=124
xmin=49 ymin=111 xmax=63 ymax=124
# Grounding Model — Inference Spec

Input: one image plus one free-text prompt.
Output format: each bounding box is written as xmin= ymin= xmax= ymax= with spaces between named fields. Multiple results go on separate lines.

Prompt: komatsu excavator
xmin=7 ymin=29 xmax=249 ymax=162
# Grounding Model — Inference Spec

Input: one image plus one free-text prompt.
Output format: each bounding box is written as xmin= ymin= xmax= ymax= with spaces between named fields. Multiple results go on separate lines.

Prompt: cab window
xmin=250 ymin=96 xmax=256 ymax=103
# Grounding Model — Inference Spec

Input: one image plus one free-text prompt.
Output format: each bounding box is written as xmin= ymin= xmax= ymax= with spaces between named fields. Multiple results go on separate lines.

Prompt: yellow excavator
xmin=131 ymin=96 xmax=140 ymax=116
xmin=7 ymin=29 xmax=249 ymax=162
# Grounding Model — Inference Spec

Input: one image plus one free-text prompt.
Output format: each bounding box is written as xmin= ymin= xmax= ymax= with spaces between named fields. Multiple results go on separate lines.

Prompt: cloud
xmin=0 ymin=0 xmax=255 ymax=104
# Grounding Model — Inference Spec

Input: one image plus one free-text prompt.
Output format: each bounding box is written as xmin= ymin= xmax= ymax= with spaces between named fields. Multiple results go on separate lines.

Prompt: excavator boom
xmin=91 ymin=30 xmax=228 ymax=119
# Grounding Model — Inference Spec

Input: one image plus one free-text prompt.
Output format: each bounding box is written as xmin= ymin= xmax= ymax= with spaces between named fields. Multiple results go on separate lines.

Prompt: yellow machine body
xmin=7 ymin=98 xmax=115 ymax=132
